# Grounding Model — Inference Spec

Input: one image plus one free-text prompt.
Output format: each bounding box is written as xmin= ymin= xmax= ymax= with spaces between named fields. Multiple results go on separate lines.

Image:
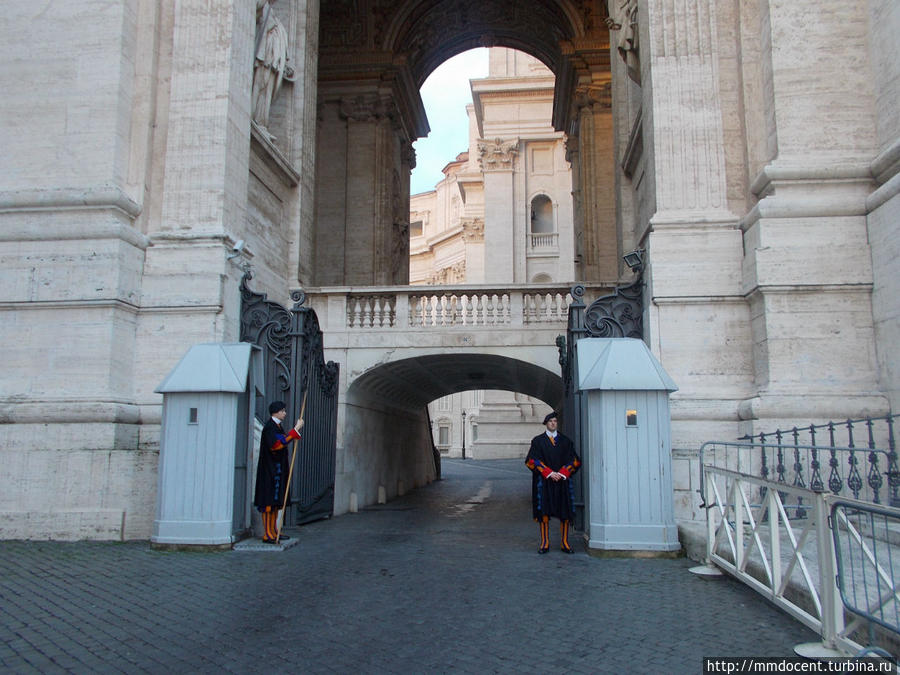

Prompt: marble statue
xmin=252 ymin=0 xmax=294 ymax=141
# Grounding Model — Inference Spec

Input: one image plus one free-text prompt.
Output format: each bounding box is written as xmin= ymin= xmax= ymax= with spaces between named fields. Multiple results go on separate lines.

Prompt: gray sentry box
xmin=577 ymin=338 xmax=681 ymax=553
xmin=152 ymin=343 xmax=263 ymax=547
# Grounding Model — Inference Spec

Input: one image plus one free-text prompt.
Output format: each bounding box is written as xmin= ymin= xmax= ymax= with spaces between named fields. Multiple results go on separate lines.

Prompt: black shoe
xmin=278 ymin=534 xmax=291 ymax=540
xmin=261 ymin=538 xmax=278 ymax=545
xmin=561 ymin=545 xmax=574 ymax=554
xmin=538 ymin=547 xmax=549 ymax=554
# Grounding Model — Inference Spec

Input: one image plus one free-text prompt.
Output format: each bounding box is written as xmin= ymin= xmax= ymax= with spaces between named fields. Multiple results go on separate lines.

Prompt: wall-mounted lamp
xmin=226 ymin=239 xmax=245 ymax=261
xmin=623 ymin=248 xmax=645 ymax=274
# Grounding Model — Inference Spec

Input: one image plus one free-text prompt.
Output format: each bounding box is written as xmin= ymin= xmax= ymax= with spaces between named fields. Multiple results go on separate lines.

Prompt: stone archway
xmin=312 ymin=0 xmax=622 ymax=289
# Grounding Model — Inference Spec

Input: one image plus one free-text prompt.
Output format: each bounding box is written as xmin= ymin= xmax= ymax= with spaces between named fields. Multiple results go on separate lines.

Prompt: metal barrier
xmin=831 ymin=499 xmax=900 ymax=657
xmin=738 ymin=415 xmax=898 ymax=507
xmin=700 ymin=441 xmax=897 ymax=656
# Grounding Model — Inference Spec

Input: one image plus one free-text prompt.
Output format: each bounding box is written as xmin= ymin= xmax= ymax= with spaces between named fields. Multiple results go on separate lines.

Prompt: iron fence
xmin=700 ymin=442 xmax=899 ymax=656
xmin=831 ymin=499 xmax=900 ymax=655
xmin=738 ymin=416 xmax=898 ymax=506
xmin=700 ymin=441 xmax=896 ymax=513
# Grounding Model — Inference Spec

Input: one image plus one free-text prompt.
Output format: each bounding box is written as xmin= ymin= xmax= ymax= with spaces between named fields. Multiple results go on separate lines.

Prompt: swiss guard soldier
xmin=525 ymin=411 xmax=581 ymax=554
xmin=254 ymin=400 xmax=303 ymax=543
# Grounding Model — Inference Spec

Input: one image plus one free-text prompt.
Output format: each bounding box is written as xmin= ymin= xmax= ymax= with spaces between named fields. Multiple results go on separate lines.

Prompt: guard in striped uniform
xmin=525 ymin=411 xmax=581 ymax=554
xmin=254 ymin=400 xmax=304 ymax=543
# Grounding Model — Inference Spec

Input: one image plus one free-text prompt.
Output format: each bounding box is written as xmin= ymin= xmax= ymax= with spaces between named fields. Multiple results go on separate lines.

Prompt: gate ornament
xmin=582 ymin=281 xmax=643 ymax=339
xmin=239 ymin=270 xmax=340 ymax=524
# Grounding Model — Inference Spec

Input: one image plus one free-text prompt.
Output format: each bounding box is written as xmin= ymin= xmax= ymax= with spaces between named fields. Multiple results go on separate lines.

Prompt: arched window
xmin=530 ymin=195 xmax=554 ymax=233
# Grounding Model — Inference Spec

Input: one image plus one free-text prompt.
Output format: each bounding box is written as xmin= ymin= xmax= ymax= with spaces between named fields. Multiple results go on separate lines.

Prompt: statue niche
xmin=252 ymin=0 xmax=295 ymax=143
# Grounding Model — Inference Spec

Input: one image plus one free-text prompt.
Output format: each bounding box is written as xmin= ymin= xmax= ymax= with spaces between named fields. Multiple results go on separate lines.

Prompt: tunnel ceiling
xmin=319 ymin=0 xmax=609 ymax=89
xmin=348 ymin=353 xmax=564 ymax=411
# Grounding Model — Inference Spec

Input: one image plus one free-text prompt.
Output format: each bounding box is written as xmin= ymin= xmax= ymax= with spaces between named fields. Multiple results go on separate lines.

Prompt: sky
xmin=410 ymin=49 xmax=489 ymax=195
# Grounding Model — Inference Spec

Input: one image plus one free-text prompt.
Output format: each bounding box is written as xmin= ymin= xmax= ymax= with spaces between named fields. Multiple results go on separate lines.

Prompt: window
xmin=530 ymin=195 xmax=554 ymax=233
xmin=410 ymin=220 xmax=423 ymax=237
xmin=438 ymin=425 xmax=450 ymax=446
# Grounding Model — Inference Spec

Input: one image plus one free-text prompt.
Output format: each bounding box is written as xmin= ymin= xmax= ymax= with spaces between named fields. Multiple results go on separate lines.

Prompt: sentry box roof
xmin=156 ymin=343 xmax=255 ymax=394
xmin=576 ymin=338 xmax=678 ymax=392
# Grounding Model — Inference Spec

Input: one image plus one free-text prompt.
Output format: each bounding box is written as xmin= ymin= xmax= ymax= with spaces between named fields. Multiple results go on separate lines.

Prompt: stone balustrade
xmin=528 ymin=232 xmax=558 ymax=250
xmin=300 ymin=284 xmax=613 ymax=332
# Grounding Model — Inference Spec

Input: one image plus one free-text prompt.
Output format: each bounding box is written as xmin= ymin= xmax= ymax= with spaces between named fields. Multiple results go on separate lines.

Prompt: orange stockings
xmin=261 ymin=510 xmax=280 ymax=541
xmin=538 ymin=516 xmax=571 ymax=551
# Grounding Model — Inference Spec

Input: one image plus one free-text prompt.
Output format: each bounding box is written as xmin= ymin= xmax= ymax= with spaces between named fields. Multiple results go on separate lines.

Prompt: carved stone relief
xmin=477 ymin=138 xmax=519 ymax=171
xmin=461 ymin=218 xmax=485 ymax=242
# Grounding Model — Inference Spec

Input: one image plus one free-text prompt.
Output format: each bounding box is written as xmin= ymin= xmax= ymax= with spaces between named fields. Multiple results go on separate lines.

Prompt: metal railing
xmin=700 ymin=441 xmax=896 ymax=509
xmin=738 ymin=416 xmax=898 ymax=506
xmin=700 ymin=440 xmax=898 ymax=656
xmin=831 ymin=499 xmax=900 ymax=655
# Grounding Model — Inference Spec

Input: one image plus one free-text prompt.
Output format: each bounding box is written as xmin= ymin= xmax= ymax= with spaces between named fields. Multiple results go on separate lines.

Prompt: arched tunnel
xmin=333 ymin=352 xmax=564 ymax=516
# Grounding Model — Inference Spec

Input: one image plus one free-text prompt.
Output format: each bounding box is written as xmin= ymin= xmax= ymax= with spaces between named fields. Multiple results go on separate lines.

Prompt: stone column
xmin=642 ymin=0 xmax=751 ymax=447
xmin=135 ymin=0 xmax=256 ymax=421
xmin=0 ymin=0 xmax=155 ymax=539
xmin=479 ymin=138 xmax=518 ymax=284
xmin=574 ymin=84 xmax=618 ymax=282
xmin=314 ymin=90 xmax=413 ymax=286
xmin=738 ymin=0 xmax=887 ymax=425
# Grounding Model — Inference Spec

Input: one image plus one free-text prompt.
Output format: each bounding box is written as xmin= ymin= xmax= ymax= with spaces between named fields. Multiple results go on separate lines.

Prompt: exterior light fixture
xmin=623 ymin=248 xmax=644 ymax=274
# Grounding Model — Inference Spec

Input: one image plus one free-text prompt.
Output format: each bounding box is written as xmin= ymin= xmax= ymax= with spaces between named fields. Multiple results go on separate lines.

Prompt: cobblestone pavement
xmin=1 ymin=459 xmax=818 ymax=674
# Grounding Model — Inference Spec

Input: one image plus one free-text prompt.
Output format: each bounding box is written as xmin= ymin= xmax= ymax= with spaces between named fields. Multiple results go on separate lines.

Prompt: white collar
xmin=546 ymin=430 xmax=558 ymax=438
xmin=272 ymin=416 xmax=283 ymax=425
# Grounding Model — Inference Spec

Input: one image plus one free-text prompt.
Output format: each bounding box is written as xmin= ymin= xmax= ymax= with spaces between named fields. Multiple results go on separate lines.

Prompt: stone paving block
xmin=0 ymin=459 xmax=824 ymax=672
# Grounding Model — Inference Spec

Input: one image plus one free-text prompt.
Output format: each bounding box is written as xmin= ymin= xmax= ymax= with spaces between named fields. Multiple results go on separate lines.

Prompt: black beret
xmin=543 ymin=411 xmax=558 ymax=425
xmin=268 ymin=400 xmax=286 ymax=415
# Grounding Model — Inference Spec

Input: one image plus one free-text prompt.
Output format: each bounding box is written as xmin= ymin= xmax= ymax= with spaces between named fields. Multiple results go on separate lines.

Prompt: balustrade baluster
xmin=362 ymin=296 xmax=374 ymax=327
xmin=486 ymin=294 xmax=496 ymax=325
xmin=759 ymin=435 xmax=769 ymax=503
xmin=866 ymin=418 xmax=884 ymax=504
xmin=463 ymin=294 xmax=473 ymax=325
xmin=887 ymin=415 xmax=899 ymax=507
xmin=376 ymin=296 xmax=386 ymax=327
xmin=475 ymin=294 xmax=484 ymax=325
xmin=791 ymin=427 xmax=807 ymax=518
xmin=428 ymin=295 xmax=438 ymax=327
xmin=409 ymin=295 xmax=425 ymax=326
xmin=846 ymin=419 xmax=863 ymax=499
xmin=501 ymin=293 xmax=511 ymax=324
xmin=775 ymin=430 xmax=787 ymax=504
xmin=352 ymin=297 xmax=363 ymax=328
xmin=827 ymin=422 xmax=843 ymax=494
xmin=439 ymin=295 xmax=448 ymax=326
xmin=809 ymin=424 xmax=824 ymax=491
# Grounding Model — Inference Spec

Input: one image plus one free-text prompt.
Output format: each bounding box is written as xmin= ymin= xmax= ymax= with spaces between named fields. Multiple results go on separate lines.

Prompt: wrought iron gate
xmin=558 ymin=275 xmax=644 ymax=530
xmin=239 ymin=272 xmax=340 ymax=526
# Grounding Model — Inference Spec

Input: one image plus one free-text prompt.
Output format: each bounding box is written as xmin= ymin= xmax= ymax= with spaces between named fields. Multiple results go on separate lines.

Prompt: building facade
xmin=411 ymin=48 xmax=571 ymax=458
xmin=0 ymin=1 xmax=896 ymax=539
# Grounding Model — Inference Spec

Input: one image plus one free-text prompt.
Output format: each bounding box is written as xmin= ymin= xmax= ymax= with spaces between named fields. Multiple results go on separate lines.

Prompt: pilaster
xmin=736 ymin=0 xmax=888 ymax=425
xmin=478 ymin=138 xmax=518 ymax=284
xmin=314 ymin=88 xmax=414 ymax=286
